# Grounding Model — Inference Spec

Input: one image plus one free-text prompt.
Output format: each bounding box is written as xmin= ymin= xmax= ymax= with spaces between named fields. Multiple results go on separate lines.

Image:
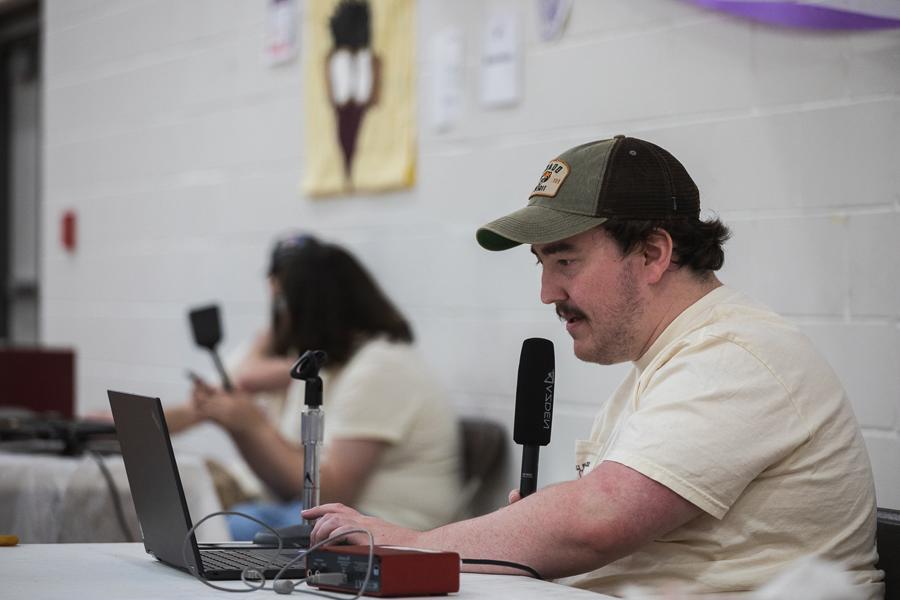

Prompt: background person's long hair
xmin=270 ymin=238 xmax=413 ymax=367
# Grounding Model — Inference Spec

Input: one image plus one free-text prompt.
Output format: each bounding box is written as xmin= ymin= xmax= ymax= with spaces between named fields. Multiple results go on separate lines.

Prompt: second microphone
xmin=513 ymin=338 xmax=555 ymax=498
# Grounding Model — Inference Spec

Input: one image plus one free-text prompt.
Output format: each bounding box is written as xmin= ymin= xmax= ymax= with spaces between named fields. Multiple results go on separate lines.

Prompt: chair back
xmin=878 ymin=507 xmax=900 ymax=600
xmin=455 ymin=418 xmax=507 ymax=518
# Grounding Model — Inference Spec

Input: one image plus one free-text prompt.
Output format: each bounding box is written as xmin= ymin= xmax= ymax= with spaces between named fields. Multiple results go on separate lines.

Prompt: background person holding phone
xmin=159 ymin=235 xmax=324 ymax=514
xmin=177 ymin=235 xmax=462 ymax=540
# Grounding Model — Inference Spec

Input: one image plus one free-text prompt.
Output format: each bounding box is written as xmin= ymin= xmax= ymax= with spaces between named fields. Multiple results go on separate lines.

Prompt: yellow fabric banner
xmin=302 ymin=0 xmax=416 ymax=195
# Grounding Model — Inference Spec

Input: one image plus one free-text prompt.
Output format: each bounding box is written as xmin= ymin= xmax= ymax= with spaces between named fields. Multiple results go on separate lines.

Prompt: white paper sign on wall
xmin=266 ymin=0 xmax=298 ymax=66
xmin=480 ymin=10 xmax=521 ymax=108
xmin=430 ymin=27 xmax=465 ymax=132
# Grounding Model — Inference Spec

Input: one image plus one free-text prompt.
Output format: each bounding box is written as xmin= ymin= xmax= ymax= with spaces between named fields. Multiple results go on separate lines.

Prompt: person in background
xmin=301 ymin=136 xmax=883 ymax=599
xmin=89 ymin=235 xmax=313 ymax=510
xmin=165 ymin=235 xmax=310 ymax=439
xmin=190 ymin=236 xmax=461 ymax=540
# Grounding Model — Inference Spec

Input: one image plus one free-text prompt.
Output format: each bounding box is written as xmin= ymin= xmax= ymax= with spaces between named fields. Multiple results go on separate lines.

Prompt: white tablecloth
xmin=0 ymin=543 xmax=611 ymax=600
xmin=0 ymin=450 xmax=228 ymax=543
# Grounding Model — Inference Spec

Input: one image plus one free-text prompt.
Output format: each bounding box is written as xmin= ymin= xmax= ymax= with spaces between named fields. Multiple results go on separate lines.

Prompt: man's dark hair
xmin=270 ymin=239 xmax=412 ymax=366
xmin=600 ymin=216 xmax=731 ymax=274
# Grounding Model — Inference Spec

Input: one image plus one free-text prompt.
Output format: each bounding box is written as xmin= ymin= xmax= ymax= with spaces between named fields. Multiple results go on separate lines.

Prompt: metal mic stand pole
xmin=252 ymin=350 xmax=327 ymax=548
xmin=300 ymin=372 xmax=324 ymax=527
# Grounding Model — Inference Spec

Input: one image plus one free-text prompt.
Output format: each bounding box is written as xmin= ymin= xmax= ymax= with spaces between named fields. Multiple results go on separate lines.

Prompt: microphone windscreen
xmin=513 ymin=338 xmax=555 ymax=446
xmin=188 ymin=304 xmax=223 ymax=350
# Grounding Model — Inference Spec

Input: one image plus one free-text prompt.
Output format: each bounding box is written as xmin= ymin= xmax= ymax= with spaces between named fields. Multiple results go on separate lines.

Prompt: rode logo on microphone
xmin=543 ymin=370 xmax=555 ymax=429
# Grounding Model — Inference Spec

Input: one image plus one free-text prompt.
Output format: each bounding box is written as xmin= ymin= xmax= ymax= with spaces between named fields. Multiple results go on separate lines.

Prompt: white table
xmin=0 ymin=543 xmax=612 ymax=599
xmin=0 ymin=451 xmax=228 ymax=543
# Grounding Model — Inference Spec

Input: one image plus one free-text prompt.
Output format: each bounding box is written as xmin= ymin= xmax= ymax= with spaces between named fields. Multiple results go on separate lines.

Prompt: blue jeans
xmin=226 ymin=500 xmax=304 ymax=541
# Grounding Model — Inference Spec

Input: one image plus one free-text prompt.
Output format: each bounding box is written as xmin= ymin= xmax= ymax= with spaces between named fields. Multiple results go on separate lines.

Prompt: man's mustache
xmin=556 ymin=302 xmax=587 ymax=322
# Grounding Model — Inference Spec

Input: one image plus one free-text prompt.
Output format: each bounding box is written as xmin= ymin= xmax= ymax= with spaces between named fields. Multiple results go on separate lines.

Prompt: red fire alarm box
xmin=61 ymin=210 xmax=76 ymax=252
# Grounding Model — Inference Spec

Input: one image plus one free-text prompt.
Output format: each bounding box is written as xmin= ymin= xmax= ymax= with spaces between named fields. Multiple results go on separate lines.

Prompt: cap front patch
xmin=530 ymin=159 xmax=570 ymax=199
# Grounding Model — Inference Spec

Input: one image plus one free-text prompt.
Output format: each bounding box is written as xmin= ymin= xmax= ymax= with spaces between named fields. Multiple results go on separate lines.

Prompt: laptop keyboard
xmin=201 ymin=548 xmax=304 ymax=572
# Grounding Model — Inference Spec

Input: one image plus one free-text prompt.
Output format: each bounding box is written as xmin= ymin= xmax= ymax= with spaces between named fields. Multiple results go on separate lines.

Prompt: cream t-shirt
xmin=224 ymin=338 xmax=461 ymax=530
xmin=317 ymin=337 xmax=462 ymax=531
xmin=566 ymin=286 xmax=883 ymax=598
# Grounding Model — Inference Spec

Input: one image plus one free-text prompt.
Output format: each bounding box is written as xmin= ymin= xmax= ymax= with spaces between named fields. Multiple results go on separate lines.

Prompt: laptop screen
xmin=108 ymin=390 xmax=202 ymax=573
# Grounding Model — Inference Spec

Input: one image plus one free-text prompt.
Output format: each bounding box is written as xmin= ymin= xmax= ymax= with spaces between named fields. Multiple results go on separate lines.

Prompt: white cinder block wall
xmin=41 ymin=0 xmax=900 ymax=509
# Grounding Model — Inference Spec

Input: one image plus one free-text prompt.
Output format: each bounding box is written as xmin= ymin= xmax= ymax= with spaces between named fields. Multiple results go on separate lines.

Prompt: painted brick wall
xmin=41 ymin=0 xmax=900 ymax=509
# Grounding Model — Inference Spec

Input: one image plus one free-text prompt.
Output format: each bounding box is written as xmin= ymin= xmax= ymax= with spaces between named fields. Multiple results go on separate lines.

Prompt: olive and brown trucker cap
xmin=476 ymin=135 xmax=700 ymax=251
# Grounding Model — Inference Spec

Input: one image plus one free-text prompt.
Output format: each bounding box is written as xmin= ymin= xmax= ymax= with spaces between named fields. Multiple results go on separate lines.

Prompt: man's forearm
xmin=407 ymin=461 xmax=700 ymax=580
xmin=412 ymin=478 xmax=615 ymax=579
xmin=304 ymin=461 xmax=701 ymax=578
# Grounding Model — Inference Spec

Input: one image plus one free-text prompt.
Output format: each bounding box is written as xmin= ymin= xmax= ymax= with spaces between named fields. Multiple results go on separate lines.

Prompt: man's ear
xmin=641 ymin=228 xmax=674 ymax=284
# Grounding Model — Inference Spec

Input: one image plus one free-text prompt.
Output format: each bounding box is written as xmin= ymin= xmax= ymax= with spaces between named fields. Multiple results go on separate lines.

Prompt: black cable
xmin=86 ymin=449 xmax=136 ymax=542
xmin=461 ymin=558 xmax=543 ymax=580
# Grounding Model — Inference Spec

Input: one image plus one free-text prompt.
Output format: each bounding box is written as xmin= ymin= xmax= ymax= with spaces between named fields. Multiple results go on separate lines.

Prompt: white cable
xmin=181 ymin=511 xmax=283 ymax=593
xmin=181 ymin=511 xmax=375 ymax=598
xmin=271 ymin=527 xmax=374 ymax=599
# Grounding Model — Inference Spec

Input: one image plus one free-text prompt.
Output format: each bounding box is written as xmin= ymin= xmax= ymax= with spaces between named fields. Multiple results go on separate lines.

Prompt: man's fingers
xmin=313 ymin=519 xmax=367 ymax=546
xmin=310 ymin=513 xmax=347 ymax=546
xmin=508 ymin=488 xmax=522 ymax=504
xmin=302 ymin=503 xmax=368 ymax=545
xmin=329 ymin=524 xmax=367 ymax=545
xmin=302 ymin=503 xmax=351 ymax=519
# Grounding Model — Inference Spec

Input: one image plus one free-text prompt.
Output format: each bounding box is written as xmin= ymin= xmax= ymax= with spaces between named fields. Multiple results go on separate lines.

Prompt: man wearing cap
xmin=303 ymin=136 xmax=883 ymax=598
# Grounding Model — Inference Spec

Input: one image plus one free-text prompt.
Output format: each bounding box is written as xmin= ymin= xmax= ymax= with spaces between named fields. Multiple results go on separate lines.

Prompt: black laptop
xmin=108 ymin=390 xmax=306 ymax=580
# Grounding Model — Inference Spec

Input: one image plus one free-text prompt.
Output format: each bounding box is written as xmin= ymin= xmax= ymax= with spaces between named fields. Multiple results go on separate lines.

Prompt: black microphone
xmin=513 ymin=338 xmax=555 ymax=498
xmin=188 ymin=304 xmax=233 ymax=392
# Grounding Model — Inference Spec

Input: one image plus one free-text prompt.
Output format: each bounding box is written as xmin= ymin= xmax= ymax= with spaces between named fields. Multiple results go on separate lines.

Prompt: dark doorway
xmin=1 ymin=0 xmax=40 ymax=344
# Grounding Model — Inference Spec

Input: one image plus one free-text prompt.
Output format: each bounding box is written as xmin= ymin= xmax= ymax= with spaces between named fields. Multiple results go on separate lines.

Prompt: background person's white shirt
xmin=319 ymin=337 xmax=462 ymax=530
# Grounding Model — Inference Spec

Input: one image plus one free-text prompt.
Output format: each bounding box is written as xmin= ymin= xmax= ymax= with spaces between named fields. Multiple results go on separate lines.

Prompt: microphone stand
xmin=252 ymin=350 xmax=327 ymax=548
xmin=299 ymin=366 xmax=324 ymax=528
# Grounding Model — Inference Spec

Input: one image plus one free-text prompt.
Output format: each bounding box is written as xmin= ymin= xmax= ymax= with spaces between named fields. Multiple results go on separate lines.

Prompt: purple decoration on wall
xmin=687 ymin=0 xmax=900 ymax=29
